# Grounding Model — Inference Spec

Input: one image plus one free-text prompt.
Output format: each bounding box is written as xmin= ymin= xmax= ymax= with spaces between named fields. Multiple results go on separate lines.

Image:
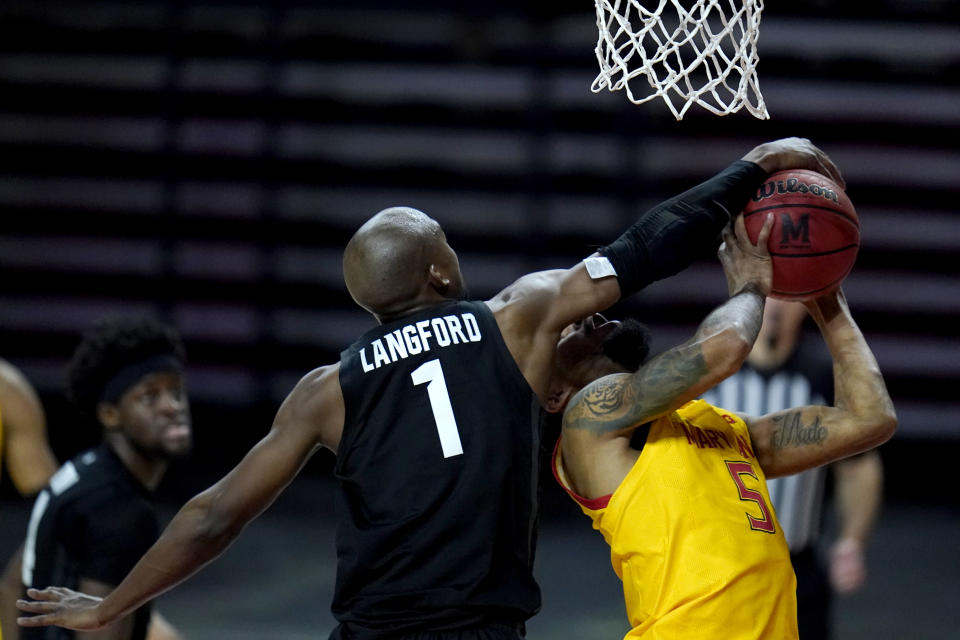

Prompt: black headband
xmin=99 ymin=355 xmax=183 ymax=404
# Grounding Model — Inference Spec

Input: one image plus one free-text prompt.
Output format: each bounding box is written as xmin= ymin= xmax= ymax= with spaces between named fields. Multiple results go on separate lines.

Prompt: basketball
xmin=741 ymin=169 xmax=859 ymax=301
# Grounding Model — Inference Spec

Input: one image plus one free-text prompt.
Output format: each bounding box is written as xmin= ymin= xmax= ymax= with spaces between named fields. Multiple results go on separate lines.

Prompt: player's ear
xmin=96 ymin=402 xmax=121 ymax=431
xmin=428 ymin=263 xmax=451 ymax=295
xmin=545 ymin=385 xmax=574 ymax=414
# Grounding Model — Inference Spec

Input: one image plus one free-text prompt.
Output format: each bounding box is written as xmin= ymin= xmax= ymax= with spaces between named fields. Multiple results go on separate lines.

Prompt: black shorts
xmin=400 ymin=624 xmax=523 ymax=640
xmin=791 ymin=546 xmax=832 ymax=640
xmin=332 ymin=623 xmax=525 ymax=640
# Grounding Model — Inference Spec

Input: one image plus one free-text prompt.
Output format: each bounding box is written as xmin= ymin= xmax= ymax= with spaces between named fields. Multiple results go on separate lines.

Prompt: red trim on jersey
xmin=551 ymin=437 xmax=612 ymax=510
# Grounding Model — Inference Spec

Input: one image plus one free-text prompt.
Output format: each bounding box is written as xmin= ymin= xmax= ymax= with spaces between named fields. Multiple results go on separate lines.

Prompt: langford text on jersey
xmin=359 ymin=312 xmax=482 ymax=372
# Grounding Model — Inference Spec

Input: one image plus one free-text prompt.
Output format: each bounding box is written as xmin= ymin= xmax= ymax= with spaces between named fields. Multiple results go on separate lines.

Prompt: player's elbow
xmin=185 ymin=493 xmax=245 ymax=552
xmin=870 ymin=410 xmax=898 ymax=447
xmin=702 ymin=326 xmax=753 ymax=382
xmin=854 ymin=408 xmax=897 ymax=451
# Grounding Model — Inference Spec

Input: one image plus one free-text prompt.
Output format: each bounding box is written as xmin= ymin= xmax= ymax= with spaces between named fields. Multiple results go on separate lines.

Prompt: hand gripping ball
xmin=741 ymin=169 xmax=859 ymax=300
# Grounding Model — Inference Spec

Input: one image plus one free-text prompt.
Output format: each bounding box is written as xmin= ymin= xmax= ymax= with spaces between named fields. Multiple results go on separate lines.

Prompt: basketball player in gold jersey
xmin=0 ymin=360 xmax=59 ymax=640
xmin=546 ymin=215 xmax=896 ymax=639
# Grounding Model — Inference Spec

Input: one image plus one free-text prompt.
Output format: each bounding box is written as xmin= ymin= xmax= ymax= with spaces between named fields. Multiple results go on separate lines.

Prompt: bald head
xmin=343 ymin=207 xmax=464 ymax=322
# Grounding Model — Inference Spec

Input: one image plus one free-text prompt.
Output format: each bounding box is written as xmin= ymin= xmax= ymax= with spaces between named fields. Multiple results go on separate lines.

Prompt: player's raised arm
xmin=744 ymin=290 xmax=896 ymax=478
xmin=558 ymin=214 xmax=774 ymax=498
xmin=17 ymin=365 xmax=343 ymax=632
xmin=491 ymin=139 xmax=840 ymax=388
xmin=594 ymin=137 xmax=839 ymax=309
xmin=567 ymin=214 xmax=774 ymax=433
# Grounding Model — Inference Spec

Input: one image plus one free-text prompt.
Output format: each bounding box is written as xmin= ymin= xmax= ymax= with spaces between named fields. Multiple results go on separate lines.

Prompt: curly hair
xmin=601 ymin=318 xmax=652 ymax=373
xmin=66 ymin=316 xmax=186 ymax=421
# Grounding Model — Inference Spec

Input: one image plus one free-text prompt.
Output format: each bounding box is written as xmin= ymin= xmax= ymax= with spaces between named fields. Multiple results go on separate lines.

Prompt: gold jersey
xmin=553 ymin=399 xmax=798 ymax=639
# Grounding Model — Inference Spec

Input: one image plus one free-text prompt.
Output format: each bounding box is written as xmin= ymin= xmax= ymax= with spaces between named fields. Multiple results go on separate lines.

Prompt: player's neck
xmin=104 ymin=435 xmax=168 ymax=491
xmin=375 ymin=294 xmax=457 ymax=324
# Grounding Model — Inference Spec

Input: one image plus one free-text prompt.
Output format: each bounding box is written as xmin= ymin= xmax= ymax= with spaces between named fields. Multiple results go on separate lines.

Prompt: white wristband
xmin=584 ymin=256 xmax=618 ymax=280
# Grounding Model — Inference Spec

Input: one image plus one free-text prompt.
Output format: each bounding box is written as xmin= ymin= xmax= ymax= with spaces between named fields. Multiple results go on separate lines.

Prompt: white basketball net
xmin=593 ymin=0 xmax=768 ymax=120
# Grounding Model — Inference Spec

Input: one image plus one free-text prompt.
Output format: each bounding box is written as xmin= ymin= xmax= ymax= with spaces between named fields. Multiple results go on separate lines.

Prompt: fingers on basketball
xmin=741 ymin=170 xmax=859 ymax=301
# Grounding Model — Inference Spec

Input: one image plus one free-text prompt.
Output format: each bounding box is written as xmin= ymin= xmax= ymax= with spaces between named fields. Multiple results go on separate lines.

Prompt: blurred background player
xmin=0 ymin=360 xmax=59 ymax=640
xmin=702 ymin=297 xmax=884 ymax=639
xmin=19 ymin=317 xmax=190 ymax=640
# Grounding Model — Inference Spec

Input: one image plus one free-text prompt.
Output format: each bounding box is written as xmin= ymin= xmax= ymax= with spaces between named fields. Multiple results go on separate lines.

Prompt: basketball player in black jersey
xmin=17 ymin=138 xmax=843 ymax=640
xmin=20 ymin=318 xmax=188 ymax=640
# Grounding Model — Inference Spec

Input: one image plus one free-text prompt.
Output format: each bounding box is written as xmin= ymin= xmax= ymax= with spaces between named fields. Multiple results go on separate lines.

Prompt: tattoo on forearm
xmin=569 ymin=347 xmax=707 ymax=434
xmin=771 ymin=411 xmax=828 ymax=449
xmin=567 ymin=290 xmax=761 ymax=436
xmin=635 ymin=348 xmax=708 ymax=416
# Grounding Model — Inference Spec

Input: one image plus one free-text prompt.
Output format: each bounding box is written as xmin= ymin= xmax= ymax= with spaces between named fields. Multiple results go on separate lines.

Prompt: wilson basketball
xmin=741 ymin=169 xmax=859 ymax=301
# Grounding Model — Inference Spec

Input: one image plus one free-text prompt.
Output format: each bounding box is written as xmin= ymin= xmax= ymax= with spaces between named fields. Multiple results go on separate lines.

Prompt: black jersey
xmin=333 ymin=300 xmax=545 ymax=638
xmin=21 ymin=443 xmax=158 ymax=640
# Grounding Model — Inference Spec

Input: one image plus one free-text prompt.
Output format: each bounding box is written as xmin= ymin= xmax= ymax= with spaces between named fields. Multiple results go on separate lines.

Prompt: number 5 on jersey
xmin=725 ymin=460 xmax=776 ymax=533
xmin=411 ymin=359 xmax=464 ymax=458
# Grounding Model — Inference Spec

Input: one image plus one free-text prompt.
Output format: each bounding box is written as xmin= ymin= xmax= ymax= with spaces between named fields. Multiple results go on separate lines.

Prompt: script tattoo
xmin=771 ymin=411 xmax=828 ymax=449
xmin=582 ymin=377 xmax=626 ymax=416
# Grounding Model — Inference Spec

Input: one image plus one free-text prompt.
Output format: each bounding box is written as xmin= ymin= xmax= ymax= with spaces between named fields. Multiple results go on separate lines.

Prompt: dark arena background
xmin=1 ymin=1 xmax=958 ymax=637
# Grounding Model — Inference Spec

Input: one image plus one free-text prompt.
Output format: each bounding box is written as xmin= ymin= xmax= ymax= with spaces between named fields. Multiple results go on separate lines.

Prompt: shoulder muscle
xmin=274 ymin=364 xmax=345 ymax=454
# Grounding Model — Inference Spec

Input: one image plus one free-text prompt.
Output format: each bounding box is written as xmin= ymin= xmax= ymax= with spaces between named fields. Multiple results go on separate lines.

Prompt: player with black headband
xmin=18 ymin=138 xmax=841 ymax=640
xmin=20 ymin=317 xmax=188 ymax=640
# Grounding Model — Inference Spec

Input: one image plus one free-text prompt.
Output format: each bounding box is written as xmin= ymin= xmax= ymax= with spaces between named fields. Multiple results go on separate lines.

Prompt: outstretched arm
xmin=599 ymin=137 xmax=842 ymax=298
xmin=744 ymin=291 xmax=896 ymax=478
xmin=17 ymin=366 xmax=344 ymax=632
xmin=560 ymin=215 xmax=774 ymax=499
xmin=491 ymin=138 xmax=840 ymax=399
xmin=73 ymin=578 xmax=137 ymax=640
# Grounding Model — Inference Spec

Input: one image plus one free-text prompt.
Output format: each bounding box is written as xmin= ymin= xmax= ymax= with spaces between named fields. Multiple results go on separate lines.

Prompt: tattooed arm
xmin=558 ymin=216 xmax=776 ymax=499
xmin=559 ymin=214 xmax=775 ymax=499
xmin=559 ymin=285 xmax=766 ymax=497
xmin=558 ymin=216 xmax=775 ymax=499
xmin=744 ymin=289 xmax=896 ymax=479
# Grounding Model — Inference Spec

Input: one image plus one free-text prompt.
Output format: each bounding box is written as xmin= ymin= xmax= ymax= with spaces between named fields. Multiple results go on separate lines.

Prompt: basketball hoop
xmin=593 ymin=0 xmax=769 ymax=120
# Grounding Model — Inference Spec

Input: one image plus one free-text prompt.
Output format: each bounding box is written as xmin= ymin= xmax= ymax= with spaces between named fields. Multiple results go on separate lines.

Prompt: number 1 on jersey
xmin=411 ymin=359 xmax=464 ymax=458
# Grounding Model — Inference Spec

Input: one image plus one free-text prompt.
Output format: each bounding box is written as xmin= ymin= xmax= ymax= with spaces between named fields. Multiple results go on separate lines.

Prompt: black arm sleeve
xmin=599 ymin=159 xmax=768 ymax=296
